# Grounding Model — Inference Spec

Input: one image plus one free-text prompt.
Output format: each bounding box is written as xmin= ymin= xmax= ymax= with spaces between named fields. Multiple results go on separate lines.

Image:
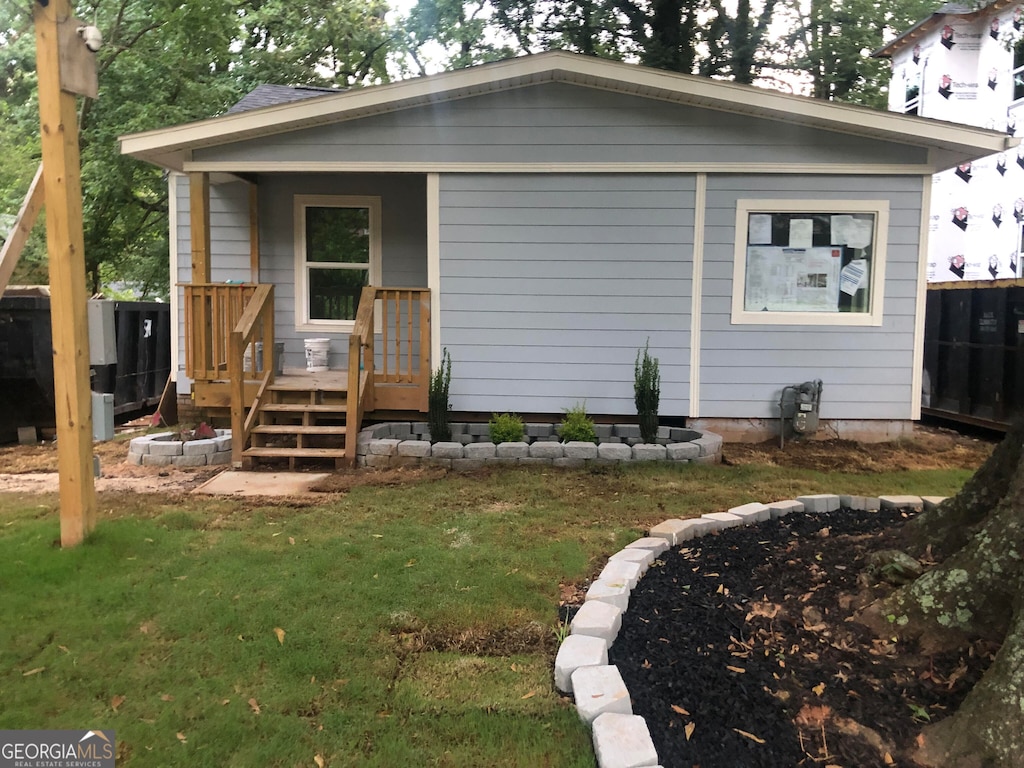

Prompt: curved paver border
xmin=127 ymin=430 xmax=232 ymax=468
xmin=556 ymin=493 xmax=945 ymax=768
xmin=356 ymin=422 xmax=723 ymax=469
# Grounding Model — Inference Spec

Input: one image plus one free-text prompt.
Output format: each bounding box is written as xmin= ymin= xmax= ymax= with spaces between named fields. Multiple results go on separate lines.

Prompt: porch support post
xmin=189 ymin=172 xmax=211 ymax=283
xmin=248 ymin=181 xmax=260 ymax=282
xmin=426 ymin=172 xmax=441 ymax=367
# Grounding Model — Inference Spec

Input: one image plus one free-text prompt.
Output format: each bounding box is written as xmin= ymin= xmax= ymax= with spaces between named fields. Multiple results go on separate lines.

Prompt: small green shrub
xmin=634 ymin=340 xmax=661 ymax=444
xmin=489 ymin=412 xmax=524 ymax=443
xmin=428 ymin=348 xmax=452 ymax=443
xmin=560 ymin=402 xmax=596 ymax=443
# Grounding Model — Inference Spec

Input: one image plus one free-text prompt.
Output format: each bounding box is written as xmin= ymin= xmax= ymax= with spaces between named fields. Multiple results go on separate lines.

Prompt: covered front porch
xmin=181 ymin=171 xmax=432 ymax=469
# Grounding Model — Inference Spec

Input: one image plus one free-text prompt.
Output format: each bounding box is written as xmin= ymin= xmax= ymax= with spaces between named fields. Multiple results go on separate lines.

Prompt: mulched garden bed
xmin=604 ymin=508 xmax=996 ymax=768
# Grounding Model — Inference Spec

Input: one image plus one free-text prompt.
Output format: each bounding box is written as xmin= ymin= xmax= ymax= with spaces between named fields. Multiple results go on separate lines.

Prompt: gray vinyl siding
xmin=193 ymin=83 xmax=927 ymax=168
xmin=699 ymin=175 xmax=923 ymax=420
xmin=257 ymin=174 xmax=427 ymax=371
xmin=439 ymin=173 xmax=694 ymax=416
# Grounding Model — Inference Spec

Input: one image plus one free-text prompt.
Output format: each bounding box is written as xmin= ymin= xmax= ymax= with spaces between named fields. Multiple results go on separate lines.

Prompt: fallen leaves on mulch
xmin=607 ymin=507 xmax=995 ymax=768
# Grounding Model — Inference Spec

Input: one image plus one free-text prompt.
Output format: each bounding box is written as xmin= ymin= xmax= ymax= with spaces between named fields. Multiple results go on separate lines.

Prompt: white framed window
xmin=294 ymin=195 xmax=381 ymax=331
xmin=731 ymin=199 xmax=889 ymax=327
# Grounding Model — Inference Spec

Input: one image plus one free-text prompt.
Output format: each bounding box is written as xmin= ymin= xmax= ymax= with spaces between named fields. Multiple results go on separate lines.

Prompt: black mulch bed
xmin=596 ymin=508 xmax=995 ymax=768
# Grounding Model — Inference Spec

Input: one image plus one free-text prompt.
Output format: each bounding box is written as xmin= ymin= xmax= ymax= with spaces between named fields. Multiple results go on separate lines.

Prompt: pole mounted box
xmin=87 ymin=299 xmax=117 ymax=366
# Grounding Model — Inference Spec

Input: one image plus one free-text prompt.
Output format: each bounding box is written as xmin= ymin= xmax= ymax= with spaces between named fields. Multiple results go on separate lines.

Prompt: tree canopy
xmin=0 ymin=0 xmax=399 ymax=298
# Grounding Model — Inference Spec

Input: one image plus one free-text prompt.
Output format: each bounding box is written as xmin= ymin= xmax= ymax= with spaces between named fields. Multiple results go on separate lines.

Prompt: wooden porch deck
xmin=185 ymin=285 xmax=430 ymax=468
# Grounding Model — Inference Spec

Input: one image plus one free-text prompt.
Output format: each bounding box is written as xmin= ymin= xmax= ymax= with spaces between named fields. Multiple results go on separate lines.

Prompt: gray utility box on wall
xmin=87 ymin=300 xmax=117 ymax=366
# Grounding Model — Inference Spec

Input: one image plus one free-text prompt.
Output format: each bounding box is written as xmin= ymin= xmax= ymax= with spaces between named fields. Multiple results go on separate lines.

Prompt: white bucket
xmin=304 ymin=338 xmax=331 ymax=372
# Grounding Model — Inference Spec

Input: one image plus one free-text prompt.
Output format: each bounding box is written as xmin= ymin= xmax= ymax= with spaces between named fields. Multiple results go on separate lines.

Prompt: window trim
xmin=730 ymin=199 xmax=889 ymax=327
xmin=294 ymin=194 xmax=382 ymax=332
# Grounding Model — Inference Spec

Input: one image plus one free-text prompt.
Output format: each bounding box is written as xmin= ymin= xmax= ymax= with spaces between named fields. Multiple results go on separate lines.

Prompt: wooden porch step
xmin=251 ymin=425 xmax=347 ymax=436
xmin=242 ymin=447 xmax=348 ymax=459
xmin=260 ymin=403 xmax=347 ymax=414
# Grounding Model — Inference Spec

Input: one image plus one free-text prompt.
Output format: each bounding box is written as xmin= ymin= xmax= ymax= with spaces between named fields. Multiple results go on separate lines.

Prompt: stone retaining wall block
xmin=608 ymin=548 xmax=655 ymax=574
xmin=564 ymin=441 xmax=599 ymax=459
xmin=142 ymin=454 xmax=175 ymax=467
xmin=496 ymin=441 xmax=529 ymax=458
xmin=701 ymin=512 xmax=743 ymax=531
xmin=693 ymin=433 xmax=723 ymax=457
xmin=369 ymin=438 xmax=401 ymax=456
xmin=431 ymin=442 xmax=464 ymax=459
xmin=796 ymin=494 xmax=841 ymax=513
xmin=729 ymin=502 xmax=771 ymax=524
xmin=624 ymin=537 xmax=670 ymax=555
xmin=598 ymin=443 xmax=632 ymax=461
xmin=570 ymin=600 xmax=623 ymax=644
xmin=554 ymin=635 xmax=609 ymax=693
xmin=572 ymin=665 xmax=633 ymax=724
xmin=529 ymin=442 xmax=564 ymax=459
xmin=397 ymin=440 xmax=432 ymax=457
xmin=148 ymin=440 xmax=184 ymax=457
xmin=632 ymin=444 xmax=667 ymax=461
xmin=598 ymin=559 xmax=643 ymax=590
xmin=768 ymin=500 xmax=803 ymax=519
xmin=585 ymin=580 xmax=631 ymax=613
xmin=879 ymin=495 xmax=924 ymax=512
xmin=592 ymin=713 xmax=660 ymax=768
xmin=182 ymin=438 xmax=217 ymax=457
xmin=666 ymin=442 xmax=700 ymax=460
xmin=464 ymin=442 xmax=497 ymax=459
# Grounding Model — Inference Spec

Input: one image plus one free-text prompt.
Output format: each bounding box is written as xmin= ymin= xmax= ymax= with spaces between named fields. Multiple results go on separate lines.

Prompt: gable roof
xmin=120 ymin=50 xmax=1014 ymax=173
xmin=873 ymin=0 xmax=1009 ymax=58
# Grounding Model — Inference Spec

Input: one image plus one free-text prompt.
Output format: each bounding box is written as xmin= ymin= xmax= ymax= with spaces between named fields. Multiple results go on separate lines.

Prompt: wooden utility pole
xmin=34 ymin=0 xmax=97 ymax=547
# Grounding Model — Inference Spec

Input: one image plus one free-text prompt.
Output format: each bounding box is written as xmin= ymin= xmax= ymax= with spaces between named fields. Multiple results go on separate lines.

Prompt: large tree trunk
xmin=860 ymin=422 xmax=1024 ymax=766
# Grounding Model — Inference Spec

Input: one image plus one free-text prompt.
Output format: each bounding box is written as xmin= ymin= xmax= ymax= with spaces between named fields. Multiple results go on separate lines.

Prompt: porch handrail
xmin=228 ymin=284 xmax=274 ymax=466
xmin=347 ymin=286 xmax=377 ymax=466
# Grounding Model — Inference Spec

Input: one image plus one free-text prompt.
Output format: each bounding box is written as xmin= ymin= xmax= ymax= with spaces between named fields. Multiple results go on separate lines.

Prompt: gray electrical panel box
xmin=92 ymin=391 xmax=114 ymax=441
xmin=87 ymin=300 xmax=117 ymax=366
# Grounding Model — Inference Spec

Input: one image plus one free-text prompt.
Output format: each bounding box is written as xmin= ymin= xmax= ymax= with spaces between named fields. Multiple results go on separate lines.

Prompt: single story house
xmin=120 ymin=51 xmax=1013 ymax=466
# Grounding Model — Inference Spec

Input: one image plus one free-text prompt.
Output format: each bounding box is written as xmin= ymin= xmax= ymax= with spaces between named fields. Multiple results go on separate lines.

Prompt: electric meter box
xmin=87 ymin=300 xmax=117 ymax=367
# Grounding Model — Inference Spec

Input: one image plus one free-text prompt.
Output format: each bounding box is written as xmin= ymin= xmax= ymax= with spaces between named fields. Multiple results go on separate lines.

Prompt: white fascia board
xmin=120 ymin=51 xmax=1015 ymax=172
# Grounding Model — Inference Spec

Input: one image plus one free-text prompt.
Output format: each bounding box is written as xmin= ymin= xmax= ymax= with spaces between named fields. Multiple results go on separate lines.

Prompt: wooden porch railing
xmin=227 ymin=284 xmax=274 ymax=466
xmin=183 ymin=283 xmax=262 ymax=380
xmin=347 ymin=287 xmax=432 ymax=452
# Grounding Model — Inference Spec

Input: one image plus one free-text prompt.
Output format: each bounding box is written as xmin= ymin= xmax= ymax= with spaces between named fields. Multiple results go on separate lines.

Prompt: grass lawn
xmin=0 ymin=462 xmax=977 ymax=766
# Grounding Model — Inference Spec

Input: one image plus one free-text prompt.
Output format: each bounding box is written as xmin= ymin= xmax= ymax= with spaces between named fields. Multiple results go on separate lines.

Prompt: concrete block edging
xmin=558 ymin=491 xmax=926 ymax=768
xmin=355 ymin=422 xmax=723 ymax=470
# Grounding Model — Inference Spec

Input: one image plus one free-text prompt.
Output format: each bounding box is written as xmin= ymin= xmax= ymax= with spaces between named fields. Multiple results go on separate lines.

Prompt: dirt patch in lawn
xmin=723 ymin=424 xmax=995 ymax=473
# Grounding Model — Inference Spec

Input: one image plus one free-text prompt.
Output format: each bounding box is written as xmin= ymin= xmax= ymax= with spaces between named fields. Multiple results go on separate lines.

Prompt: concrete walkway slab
xmin=194 ymin=471 xmax=329 ymax=497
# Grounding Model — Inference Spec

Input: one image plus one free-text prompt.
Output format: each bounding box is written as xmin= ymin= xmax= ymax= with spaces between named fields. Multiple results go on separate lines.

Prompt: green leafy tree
xmin=0 ymin=0 xmax=402 ymax=299
xmin=774 ymin=0 xmax=936 ymax=107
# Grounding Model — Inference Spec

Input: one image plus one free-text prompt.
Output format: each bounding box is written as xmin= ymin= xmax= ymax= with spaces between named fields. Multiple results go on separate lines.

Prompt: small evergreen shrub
xmin=560 ymin=402 xmax=596 ymax=443
xmin=634 ymin=340 xmax=661 ymax=444
xmin=489 ymin=412 xmax=524 ymax=443
xmin=428 ymin=348 xmax=452 ymax=443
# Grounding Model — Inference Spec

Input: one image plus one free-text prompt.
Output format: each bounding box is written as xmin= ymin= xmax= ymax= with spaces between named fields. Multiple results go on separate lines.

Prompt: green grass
xmin=0 ymin=463 xmax=975 ymax=766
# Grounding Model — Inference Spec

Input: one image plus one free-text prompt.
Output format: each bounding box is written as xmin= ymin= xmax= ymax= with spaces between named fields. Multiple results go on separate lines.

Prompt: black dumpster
xmin=923 ymin=285 xmax=1024 ymax=429
xmin=0 ymin=295 xmax=171 ymax=443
